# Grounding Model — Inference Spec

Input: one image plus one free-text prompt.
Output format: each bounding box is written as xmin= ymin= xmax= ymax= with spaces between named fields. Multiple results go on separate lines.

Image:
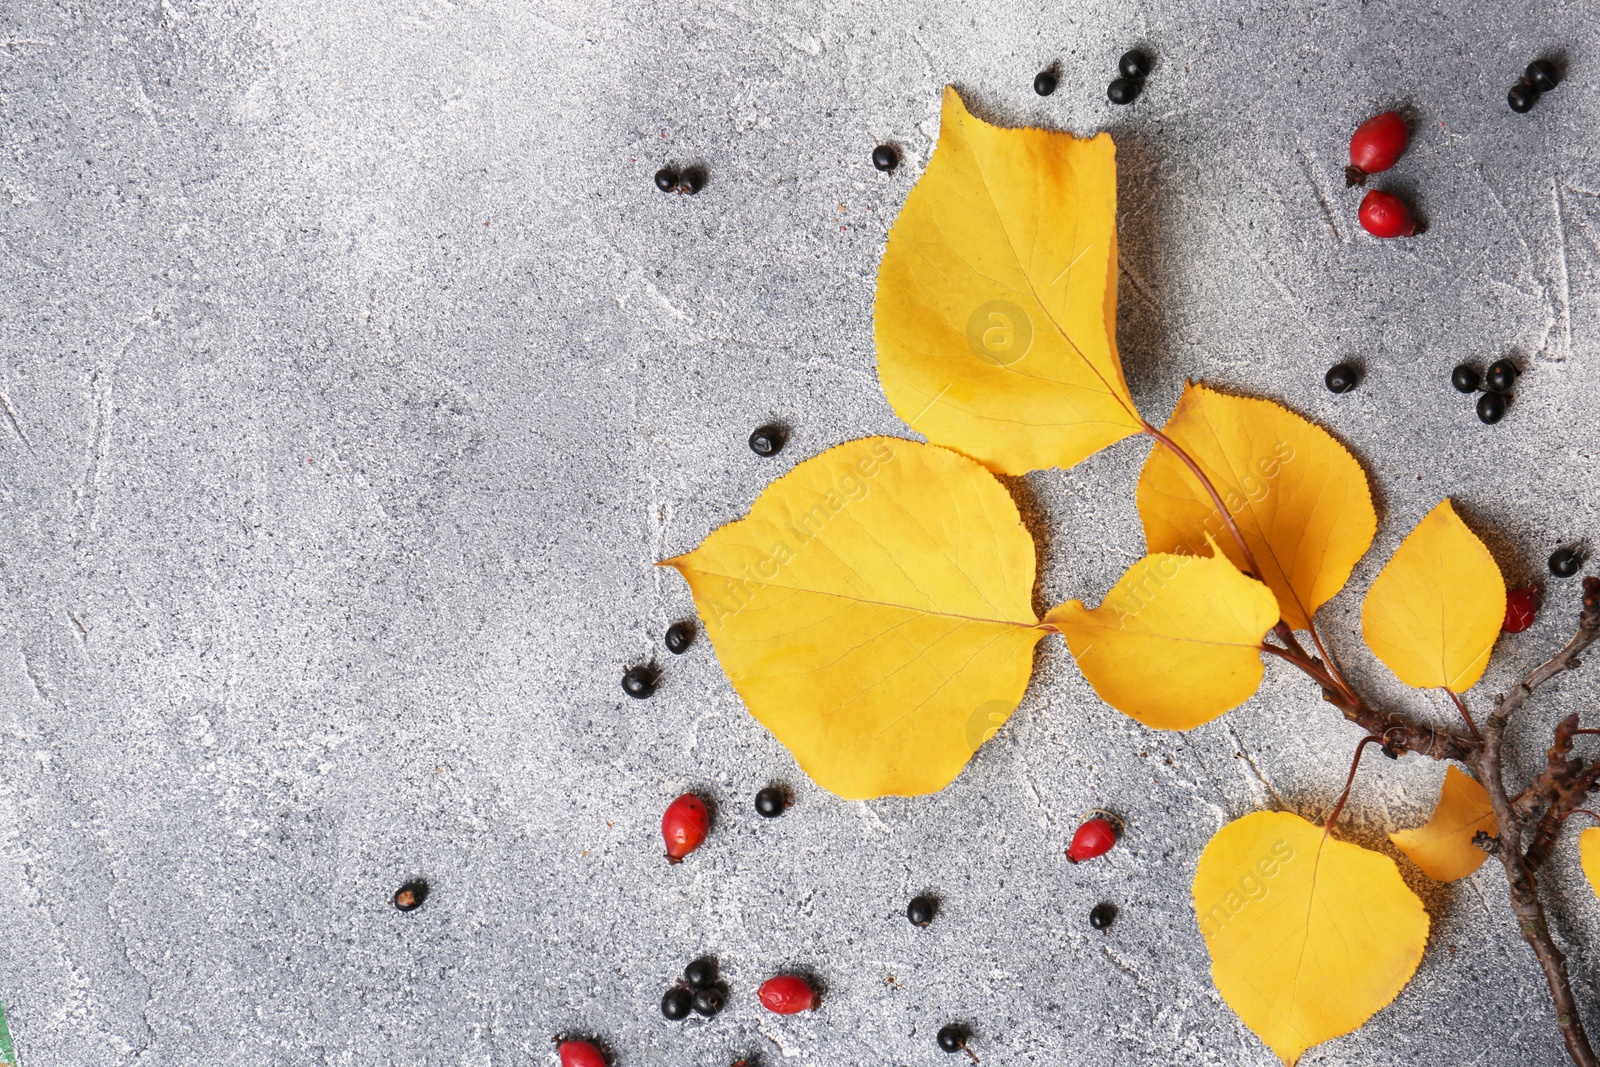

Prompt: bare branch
xmin=1469 ymin=578 xmax=1600 ymax=1067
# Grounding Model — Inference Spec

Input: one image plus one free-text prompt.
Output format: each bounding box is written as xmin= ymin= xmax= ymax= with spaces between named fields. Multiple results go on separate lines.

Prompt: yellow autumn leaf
xmin=873 ymin=86 xmax=1144 ymax=476
xmin=1362 ymin=500 xmax=1506 ymax=692
xmin=1044 ymin=544 xmax=1279 ymax=730
xmin=1137 ymin=383 xmax=1376 ymax=631
xmin=662 ymin=437 xmax=1048 ymax=800
xmin=1389 ymin=765 xmax=1498 ymax=881
xmin=1581 ymin=828 xmax=1600 ymax=900
xmin=1195 ymin=811 xmax=1429 ymax=1065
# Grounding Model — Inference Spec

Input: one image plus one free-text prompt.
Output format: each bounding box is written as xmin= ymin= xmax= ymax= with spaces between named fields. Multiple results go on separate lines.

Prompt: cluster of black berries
xmin=622 ymin=622 xmax=694 ymax=699
xmin=653 ymin=166 xmax=706 ymax=196
xmin=1032 ymin=48 xmax=1152 ymax=104
xmin=1451 ymin=358 xmax=1519 ymax=424
xmin=662 ymin=957 xmax=728 ymax=1021
xmin=1108 ymin=49 xmax=1151 ymax=105
xmin=1509 ymin=59 xmax=1562 ymax=113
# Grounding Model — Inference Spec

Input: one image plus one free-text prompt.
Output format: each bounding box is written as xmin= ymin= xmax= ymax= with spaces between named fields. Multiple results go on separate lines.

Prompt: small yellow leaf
xmin=1045 ymin=545 xmax=1279 ymax=730
xmin=1389 ymin=766 xmax=1499 ymax=881
xmin=663 ymin=438 xmax=1048 ymax=800
xmin=1581 ymin=828 xmax=1600 ymax=900
xmin=1361 ymin=500 xmax=1506 ymax=692
xmin=874 ymin=86 xmax=1144 ymax=476
xmin=1137 ymin=383 xmax=1376 ymax=631
xmin=1194 ymin=811 xmax=1429 ymax=1065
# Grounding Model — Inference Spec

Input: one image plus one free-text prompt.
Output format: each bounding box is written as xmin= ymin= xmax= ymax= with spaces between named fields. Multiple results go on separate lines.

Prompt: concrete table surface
xmin=2 ymin=1 xmax=1599 ymax=1064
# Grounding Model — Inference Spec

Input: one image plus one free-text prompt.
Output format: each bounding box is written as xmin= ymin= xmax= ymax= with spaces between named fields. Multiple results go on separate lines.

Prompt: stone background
xmin=2 ymin=0 xmax=1599 ymax=1064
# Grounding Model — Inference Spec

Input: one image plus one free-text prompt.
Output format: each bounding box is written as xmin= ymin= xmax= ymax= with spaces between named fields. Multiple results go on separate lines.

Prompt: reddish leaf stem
xmin=1446 ymin=689 xmax=1482 ymax=741
xmin=1141 ymin=422 xmax=1264 ymax=580
xmin=1322 ymin=735 xmax=1384 ymax=831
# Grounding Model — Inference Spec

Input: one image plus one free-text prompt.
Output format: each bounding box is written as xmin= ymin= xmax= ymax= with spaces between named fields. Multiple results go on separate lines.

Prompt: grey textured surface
xmin=2 ymin=1 xmax=1599 ymax=1065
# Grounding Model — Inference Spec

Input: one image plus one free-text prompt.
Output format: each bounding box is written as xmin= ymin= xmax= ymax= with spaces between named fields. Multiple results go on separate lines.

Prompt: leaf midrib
xmin=678 ymin=565 xmax=1042 ymax=631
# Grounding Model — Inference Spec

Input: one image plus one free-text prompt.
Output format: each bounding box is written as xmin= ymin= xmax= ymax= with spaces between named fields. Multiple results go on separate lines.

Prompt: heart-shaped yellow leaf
xmin=663 ymin=437 xmax=1048 ymax=800
xmin=1361 ymin=500 xmax=1506 ymax=692
xmin=874 ymin=86 xmax=1144 ymax=476
xmin=1582 ymin=828 xmax=1600 ymax=900
xmin=1045 ymin=544 xmax=1279 ymax=730
xmin=1194 ymin=811 xmax=1429 ymax=1065
xmin=1137 ymin=383 xmax=1376 ymax=631
xmin=1389 ymin=765 xmax=1498 ymax=881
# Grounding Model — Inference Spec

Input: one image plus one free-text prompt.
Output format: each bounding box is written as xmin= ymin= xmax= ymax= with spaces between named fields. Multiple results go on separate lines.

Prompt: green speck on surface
xmin=0 ymin=999 xmax=15 ymax=1066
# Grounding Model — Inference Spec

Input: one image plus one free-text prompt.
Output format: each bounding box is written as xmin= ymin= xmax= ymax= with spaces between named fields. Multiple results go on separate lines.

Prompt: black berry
xmin=871 ymin=144 xmax=899 ymax=172
xmin=661 ymin=986 xmax=693 ymax=1021
xmin=1526 ymin=59 xmax=1562 ymax=93
xmin=1484 ymin=358 xmax=1518 ymax=393
xmin=1324 ymin=363 xmax=1358 ymax=394
xmin=393 ymin=879 xmax=428 ymax=912
xmin=691 ymin=986 xmax=726 ymax=1017
xmin=1477 ymin=391 xmax=1508 ymax=424
xmin=1107 ymin=77 xmax=1141 ymax=105
xmin=665 ymin=621 xmax=695 ymax=655
xmin=676 ymin=168 xmax=705 ymax=195
xmin=1033 ymin=69 xmax=1058 ymax=96
xmin=1509 ymin=83 xmax=1539 ymax=113
xmin=937 ymin=1025 xmax=969 ymax=1053
xmin=749 ymin=424 xmax=786 ymax=457
xmin=754 ymin=786 xmax=789 ymax=818
xmin=1119 ymin=49 xmax=1152 ymax=80
xmin=684 ymin=957 xmax=718 ymax=989
xmin=1089 ymin=901 xmax=1117 ymax=930
xmin=1451 ymin=364 xmax=1480 ymax=393
xmin=906 ymin=895 xmax=936 ymax=928
xmin=622 ymin=665 xmax=658 ymax=699
xmin=654 ymin=168 xmax=679 ymax=192
xmin=1550 ymin=548 xmax=1582 ymax=579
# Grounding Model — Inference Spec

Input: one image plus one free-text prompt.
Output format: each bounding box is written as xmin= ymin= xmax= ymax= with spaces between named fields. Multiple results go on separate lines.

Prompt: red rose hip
xmin=558 ymin=1040 xmax=607 ymax=1067
xmin=662 ymin=793 xmax=710 ymax=864
xmin=758 ymin=975 xmax=816 ymax=1014
xmin=1346 ymin=111 xmax=1408 ymax=186
xmin=1067 ymin=811 xmax=1122 ymax=864
xmin=1503 ymin=584 xmax=1540 ymax=633
xmin=1358 ymin=190 xmax=1415 ymax=239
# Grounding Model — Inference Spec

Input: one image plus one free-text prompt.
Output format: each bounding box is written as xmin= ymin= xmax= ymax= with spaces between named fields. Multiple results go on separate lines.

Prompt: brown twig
xmin=1263 ymin=639 xmax=1480 ymax=761
xmin=1468 ymin=576 xmax=1600 ymax=1067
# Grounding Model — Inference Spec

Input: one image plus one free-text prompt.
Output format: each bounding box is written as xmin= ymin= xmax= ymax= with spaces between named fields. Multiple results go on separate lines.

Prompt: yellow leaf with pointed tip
xmin=873 ymin=86 xmax=1143 ymax=476
xmin=1362 ymin=500 xmax=1506 ymax=692
xmin=1194 ymin=811 xmax=1429 ymax=1066
xmin=1137 ymin=383 xmax=1376 ymax=632
xmin=1044 ymin=544 xmax=1278 ymax=730
xmin=1389 ymin=765 xmax=1499 ymax=881
xmin=662 ymin=437 xmax=1048 ymax=800
xmin=1581 ymin=828 xmax=1600 ymax=900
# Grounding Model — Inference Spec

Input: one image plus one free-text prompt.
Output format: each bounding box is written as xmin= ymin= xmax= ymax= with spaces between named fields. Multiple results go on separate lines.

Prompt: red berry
xmin=1346 ymin=111 xmax=1408 ymax=185
xmin=558 ymin=1040 xmax=607 ymax=1067
xmin=1358 ymin=190 xmax=1415 ymax=239
xmin=758 ymin=975 xmax=816 ymax=1014
xmin=1503 ymin=585 xmax=1540 ymax=633
xmin=1066 ymin=813 xmax=1121 ymax=864
xmin=662 ymin=793 xmax=710 ymax=864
